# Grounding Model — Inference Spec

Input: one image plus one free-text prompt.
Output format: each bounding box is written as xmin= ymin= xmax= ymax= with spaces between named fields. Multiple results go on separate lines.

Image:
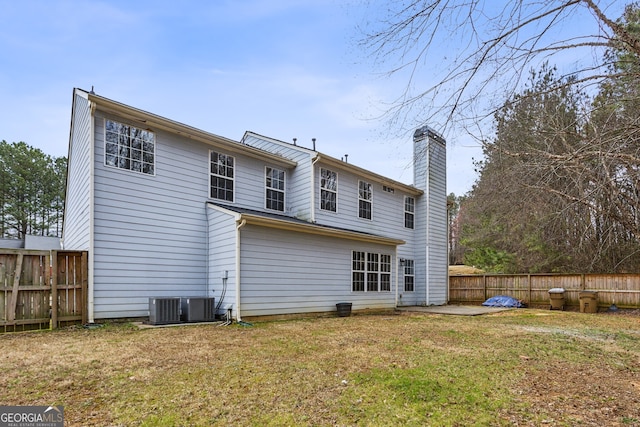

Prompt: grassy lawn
xmin=1 ymin=309 xmax=639 ymax=426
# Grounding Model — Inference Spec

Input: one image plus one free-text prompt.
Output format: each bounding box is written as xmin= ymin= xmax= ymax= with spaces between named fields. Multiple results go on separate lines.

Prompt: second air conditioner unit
xmin=181 ymin=297 xmax=216 ymax=322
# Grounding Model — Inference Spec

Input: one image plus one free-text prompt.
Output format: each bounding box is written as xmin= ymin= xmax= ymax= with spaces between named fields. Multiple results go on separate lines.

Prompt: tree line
xmin=454 ymin=5 xmax=640 ymax=273
xmin=361 ymin=1 xmax=640 ymax=274
xmin=0 ymin=140 xmax=66 ymax=239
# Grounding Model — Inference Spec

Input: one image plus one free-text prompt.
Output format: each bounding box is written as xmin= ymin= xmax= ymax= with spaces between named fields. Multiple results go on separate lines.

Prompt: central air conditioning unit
xmin=148 ymin=297 xmax=181 ymax=325
xmin=181 ymin=297 xmax=215 ymax=322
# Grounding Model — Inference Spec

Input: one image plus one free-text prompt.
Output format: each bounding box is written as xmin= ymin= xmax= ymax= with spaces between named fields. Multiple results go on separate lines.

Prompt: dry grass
xmin=1 ymin=309 xmax=639 ymax=426
xmin=449 ymin=265 xmax=485 ymax=275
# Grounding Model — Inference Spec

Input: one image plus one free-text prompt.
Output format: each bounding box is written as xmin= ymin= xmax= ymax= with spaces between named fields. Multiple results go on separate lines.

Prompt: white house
xmin=63 ymin=88 xmax=447 ymax=322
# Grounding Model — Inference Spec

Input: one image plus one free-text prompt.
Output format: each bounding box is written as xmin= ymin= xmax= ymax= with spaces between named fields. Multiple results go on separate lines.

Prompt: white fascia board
xmin=82 ymin=90 xmax=297 ymax=168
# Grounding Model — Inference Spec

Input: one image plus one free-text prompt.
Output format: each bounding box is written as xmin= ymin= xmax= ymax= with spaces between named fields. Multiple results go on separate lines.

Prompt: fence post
xmin=51 ymin=251 xmax=58 ymax=329
xmin=528 ymin=274 xmax=532 ymax=304
xmin=483 ymin=275 xmax=487 ymax=301
xmin=7 ymin=253 xmax=24 ymax=324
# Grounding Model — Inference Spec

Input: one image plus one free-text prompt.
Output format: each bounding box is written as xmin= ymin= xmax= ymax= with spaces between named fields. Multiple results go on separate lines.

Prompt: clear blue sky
xmin=11 ymin=0 xmax=608 ymax=196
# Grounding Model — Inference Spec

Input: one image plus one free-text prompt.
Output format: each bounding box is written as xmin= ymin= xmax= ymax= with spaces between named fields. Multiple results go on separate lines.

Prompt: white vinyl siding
xmin=414 ymin=132 xmax=448 ymax=305
xmin=206 ymin=206 xmax=238 ymax=315
xmin=63 ymin=92 xmax=92 ymax=250
xmin=92 ymin=115 xmax=211 ymax=318
xmin=239 ymin=226 xmax=397 ymax=317
xmin=240 ymin=133 xmax=313 ymax=221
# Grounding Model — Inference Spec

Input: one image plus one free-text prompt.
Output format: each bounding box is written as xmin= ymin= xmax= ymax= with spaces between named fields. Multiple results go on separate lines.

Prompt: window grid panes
xmin=359 ymin=180 xmax=372 ymax=219
xmin=405 ymin=196 xmax=415 ymax=229
xmin=380 ymin=254 xmax=391 ymax=291
xmin=352 ymin=251 xmax=392 ymax=292
xmin=352 ymin=251 xmax=365 ymax=292
xmin=404 ymin=259 xmax=415 ymax=292
xmin=210 ymin=151 xmax=234 ymax=202
xmin=105 ymin=119 xmax=155 ymax=175
xmin=266 ymin=167 xmax=285 ymax=211
xmin=320 ymin=168 xmax=337 ymax=212
xmin=367 ymin=253 xmax=379 ymax=291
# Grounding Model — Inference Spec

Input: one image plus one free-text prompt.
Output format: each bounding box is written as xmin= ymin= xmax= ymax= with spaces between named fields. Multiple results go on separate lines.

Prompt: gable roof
xmin=207 ymin=202 xmax=405 ymax=246
xmin=74 ymin=88 xmax=297 ymax=168
xmin=242 ymin=131 xmax=423 ymax=196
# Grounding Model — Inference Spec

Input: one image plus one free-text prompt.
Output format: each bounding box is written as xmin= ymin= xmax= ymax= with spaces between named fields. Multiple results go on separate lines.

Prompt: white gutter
xmin=88 ymin=100 xmax=96 ymax=323
xmin=235 ymin=218 xmax=247 ymax=322
xmin=310 ymin=154 xmax=320 ymax=223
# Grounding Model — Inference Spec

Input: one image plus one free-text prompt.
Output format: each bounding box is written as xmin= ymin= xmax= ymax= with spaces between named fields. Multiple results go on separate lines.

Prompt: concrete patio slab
xmin=398 ymin=305 xmax=514 ymax=316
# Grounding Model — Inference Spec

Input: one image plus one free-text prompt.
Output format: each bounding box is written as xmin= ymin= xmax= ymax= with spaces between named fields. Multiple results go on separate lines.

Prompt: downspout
xmin=395 ymin=247 xmax=399 ymax=308
xmin=206 ymin=206 xmax=210 ymax=298
xmin=235 ymin=218 xmax=247 ymax=322
xmin=88 ymin=100 xmax=96 ymax=323
xmin=310 ymin=154 xmax=320 ymax=223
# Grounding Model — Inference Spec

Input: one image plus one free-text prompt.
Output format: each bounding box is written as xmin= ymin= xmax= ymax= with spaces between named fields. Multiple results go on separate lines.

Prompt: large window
xmin=405 ymin=196 xmax=415 ymax=229
xmin=210 ymin=151 xmax=234 ymax=202
xmin=320 ymin=168 xmax=337 ymax=212
xmin=266 ymin=167 xmax=285 ymax=211
xmin=358 ymin=180 xmax=372 ymax=219
xmin=404 ymin=259 xmax=415 ymax=292
xmin=105 ymin=119 xmax=155 ymax=175
xmin=352 ymin=251 xmax=392 ymax=292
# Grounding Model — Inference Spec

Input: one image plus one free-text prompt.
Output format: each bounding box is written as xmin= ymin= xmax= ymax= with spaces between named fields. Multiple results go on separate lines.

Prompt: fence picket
xmin=0 ymin=250 xmax=87 ymax=333
xmin=450 ymin=273 xmax=640 ymax=309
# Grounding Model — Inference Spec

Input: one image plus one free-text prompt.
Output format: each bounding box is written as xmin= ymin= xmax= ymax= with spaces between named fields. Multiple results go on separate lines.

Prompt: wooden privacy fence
xmin=0 ymin=250 xmax=88 ymax=332
xmin=449 ymin=273 xmax=640 ymax=309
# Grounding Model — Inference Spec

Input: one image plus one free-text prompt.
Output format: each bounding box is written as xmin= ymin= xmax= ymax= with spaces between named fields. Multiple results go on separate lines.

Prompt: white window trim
xmin=320 ymin=168 xmax=338 ymax=213
xmin=358 ymin=180 xmax=373 ymax=220
xmin=404 ymin=259 xmax=415 ymax=293
xmin=404 ymin=196 xmax=415 ymax=229
xmin=352 ymin=251 xmax=392 ymax=293
xmin=265 ymin=166 xmax=286 ymax=212
xmin=209 ymin=150 xmax=235 ymax=203
xmin=104 ymin=118 xmax=156 ymax=176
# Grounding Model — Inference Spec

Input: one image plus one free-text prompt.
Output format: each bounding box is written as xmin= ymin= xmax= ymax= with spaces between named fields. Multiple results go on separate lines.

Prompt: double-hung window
xmin=320 ymin=168 xmax=337 ymax=212
xmin=352 ymin=251 xmax=392 ymax=292
xmin=105 ymin=119 xmax=155 ymax=175
xmin=404 ymin=196 xmax=415 ymax=229
xmin=210 ymin=151 xmax=234 ymax=202
xmin=266 ymin=167 xmax=285 ymax=211
xmin=358 ymin=180 xmax=372 ymax=219
xmin=404 ymin=259 xmax=415 ymax=292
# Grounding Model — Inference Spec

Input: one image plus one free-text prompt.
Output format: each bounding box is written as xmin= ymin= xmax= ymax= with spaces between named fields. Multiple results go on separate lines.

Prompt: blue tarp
xmin=482 ymin=295 xmax=525 ymax=308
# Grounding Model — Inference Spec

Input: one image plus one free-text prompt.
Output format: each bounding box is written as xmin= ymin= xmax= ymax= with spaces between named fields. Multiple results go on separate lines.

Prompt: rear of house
xmin=63 ymin=88 xmax=447 ymax=322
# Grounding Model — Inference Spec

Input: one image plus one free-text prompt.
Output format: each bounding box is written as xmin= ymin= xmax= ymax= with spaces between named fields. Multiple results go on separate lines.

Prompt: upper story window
xmin=405 ymin=196 xmax=415 ymax=229
xmin=358 ymin=180 xmax=372 ymax=220
xmin=266 ymin=167 xmax=285 ymax=211
xmin=105 ymin=119 xmax=155 ymax=175
xmin=210 ymin=151 xmax=234 ymax=202
xmin=320 ymin=168 xmax=337 ymax=212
